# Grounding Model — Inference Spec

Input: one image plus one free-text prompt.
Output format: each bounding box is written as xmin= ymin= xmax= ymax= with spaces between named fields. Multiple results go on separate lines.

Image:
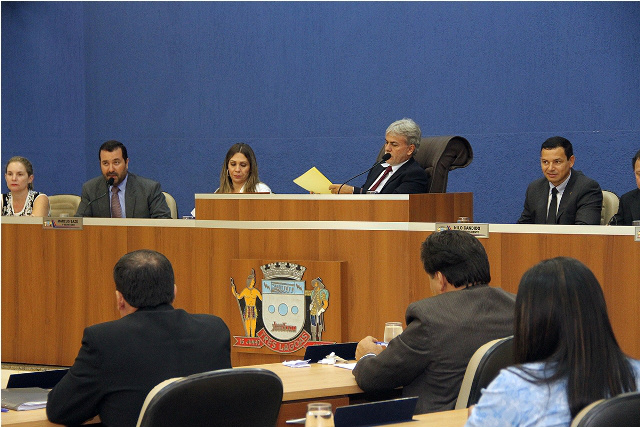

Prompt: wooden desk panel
xmin=2 ymin=219 xmax=639 ymax=368
xmin=195 ymin=193 xmax=473 ymax=223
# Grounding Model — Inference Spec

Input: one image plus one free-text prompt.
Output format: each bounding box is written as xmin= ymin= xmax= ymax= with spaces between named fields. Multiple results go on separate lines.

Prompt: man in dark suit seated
xmin=611 ymin=149 xmax=640 ymax=225
xmin=328 ymin=118 xmax=430 ymax=194
xmin=47 ymin=249 xmax=232 ymax=427
xmin=517 ymin=136 xmax=602 ymax=225
xmin=75 ymin=140 xmax=171 ymax=218
xmin=352 ymin=230 xmax=515 ymax=414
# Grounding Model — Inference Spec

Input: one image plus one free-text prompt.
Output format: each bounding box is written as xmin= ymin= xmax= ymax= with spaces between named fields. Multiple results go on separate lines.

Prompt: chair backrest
xmin=137 ymin=368 xmax=283 ymax=427
xmin=455 ymin=336 xmax=514 ymax=409
xmin=600 ymin=190 xmax=619 ymax=225
xmin=162 ymin=192 xmax=178 ymax=219
xmin=48 ymin=194 xmax=81 ymax=217
xmin=376 ymin=135 xmax=473 ymax=193
xmin=571 ymin=391 xmax=640 ymax=427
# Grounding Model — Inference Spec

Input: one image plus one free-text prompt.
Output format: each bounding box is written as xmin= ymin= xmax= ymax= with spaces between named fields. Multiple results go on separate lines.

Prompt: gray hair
xmin=386 ymin=118 xmax=422 ymax=152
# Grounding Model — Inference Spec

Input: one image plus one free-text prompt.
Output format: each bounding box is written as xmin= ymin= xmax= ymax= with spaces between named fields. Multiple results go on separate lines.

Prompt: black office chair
xmin=136 ymin=368 xmax=283 ymax=427
xmin=376 ymin=135 xmax=473 ymax=193
xmin=455 ymin=336 xmax=514 ymax=409
xmin=570 ymin=391 xmax=640 ymax=427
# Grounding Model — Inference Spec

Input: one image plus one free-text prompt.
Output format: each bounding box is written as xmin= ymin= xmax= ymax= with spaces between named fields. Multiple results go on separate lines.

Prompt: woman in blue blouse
xmin=465 ymin=257 xmax=640 ymax=427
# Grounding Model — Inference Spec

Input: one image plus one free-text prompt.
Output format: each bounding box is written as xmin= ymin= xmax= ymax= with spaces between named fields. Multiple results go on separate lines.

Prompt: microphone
xmin=338 ymin=153 xmax=391 ymax=194
xmin=80 ymin=177 xmax=114 ymax=216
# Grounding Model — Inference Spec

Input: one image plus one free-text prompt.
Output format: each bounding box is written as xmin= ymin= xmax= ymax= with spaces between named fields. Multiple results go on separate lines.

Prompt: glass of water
xmin=305 ymin=402 xmax=334 ymax=427
xmin=383 ymin=321 xmax=403 ymax=344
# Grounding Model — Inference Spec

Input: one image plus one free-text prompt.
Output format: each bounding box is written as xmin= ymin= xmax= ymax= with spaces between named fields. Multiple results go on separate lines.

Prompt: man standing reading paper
xmin=352 ymin=230 xmax=515 ymax=414
xmin=47 ymin=249 xmax=231 ymax=427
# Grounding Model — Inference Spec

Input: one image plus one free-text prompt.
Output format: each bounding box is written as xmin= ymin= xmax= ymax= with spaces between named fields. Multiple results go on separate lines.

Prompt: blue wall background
xmin=3 ymin=2 xmax=639 ymax=222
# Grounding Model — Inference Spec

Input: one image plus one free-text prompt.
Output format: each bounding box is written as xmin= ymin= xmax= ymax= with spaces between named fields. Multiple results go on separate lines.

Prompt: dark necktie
xmin=546 ymin=187 xmax=558 ymax=224
xmin=111 ymin=186 xmax=123 ymax=218
xmin=369 ymin=166 xmax=393 ymax=192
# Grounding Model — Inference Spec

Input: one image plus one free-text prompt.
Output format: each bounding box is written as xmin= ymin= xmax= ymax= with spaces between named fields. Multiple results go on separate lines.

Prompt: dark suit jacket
xmin=46 ymin=304 xmax=231 ymax=427
xmin=353 ymin=157 xmax=430 ymax=194
xmin=352 ymin=285 xmax=515 ymax=414
xmin=76 ymin=173 xmax=171 ymax=218
xmin=611 ymin=188 xmax=640 ymax=225
xmin=517 ymin=169 xmax=602 ymax=225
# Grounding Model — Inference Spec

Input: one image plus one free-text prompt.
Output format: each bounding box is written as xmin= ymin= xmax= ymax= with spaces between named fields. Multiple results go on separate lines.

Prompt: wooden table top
xmin=1 ymin=364 xmax=467 ymax=427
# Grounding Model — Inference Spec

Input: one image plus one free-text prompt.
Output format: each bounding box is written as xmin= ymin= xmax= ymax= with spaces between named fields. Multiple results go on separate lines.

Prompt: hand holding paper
xmin=293 ymin=167 xmax=333 ymax=194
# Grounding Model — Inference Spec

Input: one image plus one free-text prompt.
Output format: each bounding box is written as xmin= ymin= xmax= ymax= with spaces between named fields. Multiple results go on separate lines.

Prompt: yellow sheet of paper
xmin=293 ymin=167 xmax=333 ymax=194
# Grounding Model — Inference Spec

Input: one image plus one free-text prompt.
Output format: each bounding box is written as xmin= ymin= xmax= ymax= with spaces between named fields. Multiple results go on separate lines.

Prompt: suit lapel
xmin=125 ymin=175 xmax=135 ymax=218
xmin=383 ymin=158 xmax=413 ymax=188
xmin=555 ymin=170 xmax=576 ymax=223
xmin=363 ymin=164 xmax=386 ymax=190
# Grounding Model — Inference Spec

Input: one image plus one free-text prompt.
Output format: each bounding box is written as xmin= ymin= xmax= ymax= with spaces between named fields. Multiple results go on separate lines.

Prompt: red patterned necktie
xmin=369 ymin=166 xmax=393 ymax=192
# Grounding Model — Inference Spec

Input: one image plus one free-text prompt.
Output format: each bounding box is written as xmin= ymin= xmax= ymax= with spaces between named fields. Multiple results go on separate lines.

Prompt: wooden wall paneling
xmin=602 ymin=236 xmax=639 ymax=358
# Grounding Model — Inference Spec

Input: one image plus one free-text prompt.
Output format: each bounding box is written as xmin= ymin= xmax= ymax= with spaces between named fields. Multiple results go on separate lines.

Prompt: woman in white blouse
xmin=2 ymin=156 xmax=50 ymax=217
xmin=216 ymin=143 xmax=271 ymax=194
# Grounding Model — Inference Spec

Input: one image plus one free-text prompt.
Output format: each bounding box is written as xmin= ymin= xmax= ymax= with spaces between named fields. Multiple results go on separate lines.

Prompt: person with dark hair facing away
xmin=75 ymin=140 xmax=171 ymax=218
xmin=465 ymin=257 xmax=640 ymax=427
xmin=47 ymin=249 xmax=231 ymax=427
xmin=352 ymin=230 xmax=515 ymax=414
xmin=518 ymin=136 xmax=602 ymax=224
xmin=610 ymin=149 xmax=640 ymax=225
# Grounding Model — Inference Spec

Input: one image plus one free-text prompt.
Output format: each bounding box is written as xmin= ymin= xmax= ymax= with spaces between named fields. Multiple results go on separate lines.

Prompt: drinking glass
xmin=305 ymin=402 xmax=334 ymax=427
xmin=383 ymin=321 xmax=403 ymax=344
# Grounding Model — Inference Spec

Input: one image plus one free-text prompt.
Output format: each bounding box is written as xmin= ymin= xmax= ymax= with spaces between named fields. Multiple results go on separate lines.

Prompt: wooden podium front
xmin=3 ymin=195 xmax=639 ymax=368
xmin=194 ymin=193 xmax=473 ymax=222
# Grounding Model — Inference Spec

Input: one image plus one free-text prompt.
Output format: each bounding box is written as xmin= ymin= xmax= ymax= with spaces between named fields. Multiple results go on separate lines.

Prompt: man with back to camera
xmin=328 ymin=118 xmax=431 ymax=194
xmin=517 ymin=136 xmax=602 ymax=224
xmin=352 ymin=230 xmax=515 ymax=414
xmin=610 ymin=149 xmax=640 ymax=225
xmin=46 ymin=249 xmax=232 ymax=427
xmin=75 ymin=140 xmax=171 ymax=218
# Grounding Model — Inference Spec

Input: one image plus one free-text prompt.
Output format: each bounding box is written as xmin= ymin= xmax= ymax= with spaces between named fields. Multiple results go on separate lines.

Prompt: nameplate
xmin=43 ymin=217 xmax=83 ymax=230
xmin=435 ymin=223 xmax=489 ymax=238
xmin=635 ymin=227 xmax=640 ymax=242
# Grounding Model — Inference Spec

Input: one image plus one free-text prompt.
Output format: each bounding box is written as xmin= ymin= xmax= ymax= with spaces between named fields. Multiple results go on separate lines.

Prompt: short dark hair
xmin=99 ymin=140 xmax=128 ymax=161
xmin=514 ymin=257 xmax=636 ymax=417
xmin=632 ymin=149 xmax=640 ymax=169
xmin=113 ymin=249 xmax=175 ymax=308
xmin=420 ymin=230 xmax=491 ymax=288
xmin=541 ymin=136 xmax=573 ymax=159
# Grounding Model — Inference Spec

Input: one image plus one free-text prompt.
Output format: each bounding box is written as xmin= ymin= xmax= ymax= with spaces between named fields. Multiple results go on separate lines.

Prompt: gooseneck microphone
xmin=80 ymin=177 xmax=115 ymax=216
xmin=338 ymin=153 xmax=391 ymax=194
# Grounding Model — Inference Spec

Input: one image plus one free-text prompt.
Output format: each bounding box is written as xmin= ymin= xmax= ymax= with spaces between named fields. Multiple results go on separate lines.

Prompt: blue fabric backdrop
xmin=2 ymin=1 xmax=639 ymax=222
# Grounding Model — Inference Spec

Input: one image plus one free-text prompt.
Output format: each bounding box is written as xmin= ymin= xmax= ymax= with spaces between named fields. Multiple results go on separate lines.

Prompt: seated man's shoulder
xmin=621 ymin=188 xmax=640 ymax=200
xmin=128 ymin=173 xmax=161 ymax=188
xmin=572 ymin=170 xmax=601 ymax=188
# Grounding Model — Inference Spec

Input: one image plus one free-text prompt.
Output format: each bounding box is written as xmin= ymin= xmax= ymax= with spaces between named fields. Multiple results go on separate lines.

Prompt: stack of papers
xmin=282 ymin=360 xmax=311 ymax=368
xmin=1 ymin=387 xmax=49 ymax=411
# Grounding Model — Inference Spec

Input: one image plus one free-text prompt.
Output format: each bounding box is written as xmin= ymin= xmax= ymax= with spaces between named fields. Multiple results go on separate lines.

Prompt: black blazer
xmin=611 ymin=188 xmax=640 ymax=225
xmin=47 ymin=304 xmax=231 ymax=427
xmin=517 ymin=169 xmax=602 ymax=225
xmin=76 ymin=172 xmax=171 ymax=218
xmin=353 ymin=157 xmax=430 ymax=194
